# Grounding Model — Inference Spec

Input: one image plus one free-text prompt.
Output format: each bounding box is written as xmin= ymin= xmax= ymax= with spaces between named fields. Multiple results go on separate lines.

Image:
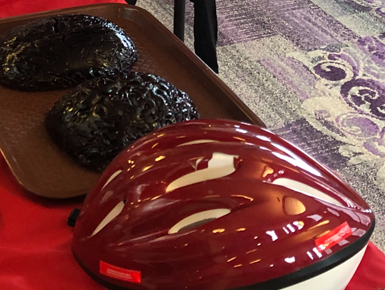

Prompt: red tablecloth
xmin=1 ymin=1 xmax=385 ymax=289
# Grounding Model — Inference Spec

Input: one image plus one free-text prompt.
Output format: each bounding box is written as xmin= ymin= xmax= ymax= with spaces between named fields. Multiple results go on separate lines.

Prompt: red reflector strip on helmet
xmin=100 ymin=261 xmax=141 ymax=284
xmin=315 ymin=222 xmax=352 ymax=252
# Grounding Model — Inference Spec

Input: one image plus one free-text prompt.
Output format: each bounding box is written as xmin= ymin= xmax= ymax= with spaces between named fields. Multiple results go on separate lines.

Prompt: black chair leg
xmin=125 ymin=0 xmax=218 ymax=73
xmin=190 ymin=0 xmax=219 ymax=73
xmin=174 ymin=0 xmax=186 ymax=42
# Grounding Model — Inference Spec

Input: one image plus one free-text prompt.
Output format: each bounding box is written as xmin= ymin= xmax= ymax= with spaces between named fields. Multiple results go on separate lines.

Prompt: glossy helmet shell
xmin=72 ymin=119 xmax=375 ymax=290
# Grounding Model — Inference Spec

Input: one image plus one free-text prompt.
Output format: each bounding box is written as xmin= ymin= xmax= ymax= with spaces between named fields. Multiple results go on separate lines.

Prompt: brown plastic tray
xmin=0 ymin=4 xmax=266 ymax=199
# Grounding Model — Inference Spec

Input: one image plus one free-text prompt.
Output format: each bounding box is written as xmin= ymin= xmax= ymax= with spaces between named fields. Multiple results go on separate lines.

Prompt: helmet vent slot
xmin=272 ymin=178 xmax=343 ymax=206
xmin=102 ymin=170 xmax=122 ymax=189
xmin=166 ymin=152 xmax=238 ymax=193
xmin=91 ymin=201 xmax=125 ymax=237
xmin=168 ymin=208 xmax=230 ymax=234
xmin=177 ymin=218 xmax=217 ymax=233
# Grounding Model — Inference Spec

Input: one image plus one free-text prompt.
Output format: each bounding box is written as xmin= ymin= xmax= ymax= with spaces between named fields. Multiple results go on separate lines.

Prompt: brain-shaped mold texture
xmin=0 ymin=14 xmax=138 ymax=91
xmin=45 ymin=72 xmax=200 ymax=172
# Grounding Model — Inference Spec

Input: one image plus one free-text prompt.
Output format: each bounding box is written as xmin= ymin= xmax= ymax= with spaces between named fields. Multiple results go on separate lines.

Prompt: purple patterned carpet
xmin=137 ymin=0 xmax=385 ymax=252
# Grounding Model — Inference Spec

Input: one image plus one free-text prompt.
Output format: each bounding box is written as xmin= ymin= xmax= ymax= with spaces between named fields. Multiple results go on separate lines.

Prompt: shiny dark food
xmin=45 ymin=72 xmax=200 ymax=172
xmin=0 ymin=14 xmax=138 ymax=91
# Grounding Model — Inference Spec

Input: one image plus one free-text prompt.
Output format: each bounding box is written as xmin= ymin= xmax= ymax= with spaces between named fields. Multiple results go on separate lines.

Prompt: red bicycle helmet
xmin=72 ymin=119 xmax=374 ymax=290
